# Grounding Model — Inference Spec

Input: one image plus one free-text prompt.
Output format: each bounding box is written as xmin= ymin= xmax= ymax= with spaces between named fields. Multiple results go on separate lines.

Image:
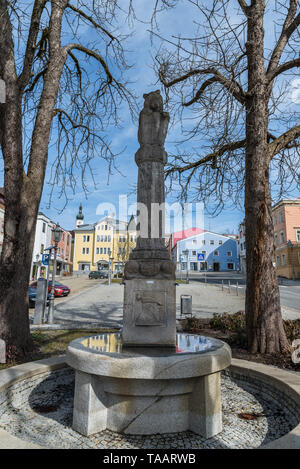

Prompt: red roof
xmin=170 ymin=228 xmax=205 ymax=248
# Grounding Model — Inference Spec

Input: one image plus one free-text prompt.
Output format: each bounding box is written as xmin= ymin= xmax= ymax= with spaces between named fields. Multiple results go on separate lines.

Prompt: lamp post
xmin=35 ymin=254 xmax=40 ymax=279
xmin=287 ymin=240 xmax=296 ymax=281
xmin=108 ymin=256 xmax=113 ymax=286
xmin=183 ymin=249 xmax=189 ymax=284
xmin=47 ymin=223 xmax=62 ymax=324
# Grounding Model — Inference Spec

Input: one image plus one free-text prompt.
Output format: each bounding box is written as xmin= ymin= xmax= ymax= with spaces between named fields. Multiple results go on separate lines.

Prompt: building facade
xmin=273 ymin=199 xmax=300 ymax=279
xmin=30 ymin=213 xmax=72 ymax=280
xmin=73 ymin=213 xmax=137 ymax=273
xmin=173 ymin=231 xmax=239 ymax=272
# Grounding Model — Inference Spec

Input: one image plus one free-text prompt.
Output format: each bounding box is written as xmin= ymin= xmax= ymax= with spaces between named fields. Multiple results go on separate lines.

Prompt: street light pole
xmin=47 ymin=223 xmax=62 ymax=324
xmin=183 ymin=249 xmax=189 ymax=284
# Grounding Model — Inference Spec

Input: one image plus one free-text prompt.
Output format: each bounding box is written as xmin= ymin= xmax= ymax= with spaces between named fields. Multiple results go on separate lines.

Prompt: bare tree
xmin=0 ymin=0 xmax=137 ymax=357
xmin=156 ymin=0 xmax=300 ymax=354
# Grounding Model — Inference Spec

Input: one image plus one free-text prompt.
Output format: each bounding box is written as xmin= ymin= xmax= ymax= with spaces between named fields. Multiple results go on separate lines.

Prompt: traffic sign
xmin=197 ymin=253 xmax=205 ymax=261
xmin=42 ymin=254 xmax=50 ymax=266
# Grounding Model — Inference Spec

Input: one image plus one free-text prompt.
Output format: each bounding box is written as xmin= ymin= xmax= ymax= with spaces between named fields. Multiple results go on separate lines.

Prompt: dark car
xmin=30 ymin=280 xmax=71 ymax=297
xmin=89 ymin=271 xmax=108 ymax=279
xmin=28 ymin=286 xmax=50 ymax=308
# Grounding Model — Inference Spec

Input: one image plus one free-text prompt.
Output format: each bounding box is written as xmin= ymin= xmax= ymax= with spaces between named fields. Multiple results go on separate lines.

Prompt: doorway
xmin=213 ymin=262 xmax=220 ymax=272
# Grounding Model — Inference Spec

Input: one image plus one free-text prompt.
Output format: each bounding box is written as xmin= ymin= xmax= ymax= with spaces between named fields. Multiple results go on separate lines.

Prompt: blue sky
xmin=1 ymin=0 xmax=299 ymax=233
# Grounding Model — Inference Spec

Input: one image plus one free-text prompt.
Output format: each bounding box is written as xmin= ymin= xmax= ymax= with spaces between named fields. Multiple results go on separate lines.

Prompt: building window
xmin=83 ymin=235 xmax=86 ymax=242
xmin=219 ymin=240 xmax=222 ymax=245
xmin=210 ymin=240 xmax=214 ymax=245
xmin=273 ymin=216 xmax=277 ymax=226
xmin=104 ymin=248 xmax=107 ymax=254
xmin=40 ymin=244 xmax=44 ymax=254
xmin=104 ymin=235 xmax=107 ymax=242
xmin=192 ymin=239 xmax=196 ymax=244
xmin=202 ymin=240 xmax=205 ymax=245
xmin=192 ymin=250 xmax=197 ymax=256
xmin=86 ymin=248 xmax=89 ymax=254
xmin=97 ymin=235 xmax=100 ymax=242
xmin=100 ymin=248 xmax=103 ymax=254
xmin=42 ymin=222 xmax=46 ymax=233
xmin=296 ymin=230 xmax=300 ymax=242
xmin=298 ymin=252 xmax=300 ymax=265
xmin=279 ymin=212 xmax=283 ymax=223
xmin=227 ymin=251 xmax=232 ymax=257
xmin=108 ymin=235 xmax=111 ymax=242
xmin=108 ymin=248 xmax=111 ymax=255
xmin=101 ymin=235 xmax=103 ymax=242
xmin=87 ymin=235 xmax=90 ymax=242
xmin=280 ymin=231 xmax=284 ymax=244
xmin=202 ymin=251 xmax=206 ymax=255
xmin=82 ymin=247 xmax=85 ymax=254
xmin=281 ymin=254 xmax=286 ymax=266
xmin=105 ymin=225 xmax=107 ymax=230
xmin=96 ymin=248 xmax=99 ymax=254
xmin=274 ymin=233 xmax=278 ymax=247
xmin=227 ymin=263 xmax=234 ymax=270
xmin=214 ymin=251 xmax=219 ymax=256
xmin=276 ymin=256 xmax=280 ymax=267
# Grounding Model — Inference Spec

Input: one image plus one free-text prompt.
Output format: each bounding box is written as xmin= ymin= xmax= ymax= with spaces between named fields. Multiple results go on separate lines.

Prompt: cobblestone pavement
xmin=0 ymin=368 xmax=298 ymax=449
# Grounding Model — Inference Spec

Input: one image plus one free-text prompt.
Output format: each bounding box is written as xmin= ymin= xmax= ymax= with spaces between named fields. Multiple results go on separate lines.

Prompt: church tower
xmin=76 ymin=203 xmax=84 ymax=228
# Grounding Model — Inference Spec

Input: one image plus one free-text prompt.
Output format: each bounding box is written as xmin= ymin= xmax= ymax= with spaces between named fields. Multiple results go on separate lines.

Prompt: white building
xmin=30 ymin=212 xmax=54 ymax=280
xmin=173 ymin=231 xmax=239 ymax=272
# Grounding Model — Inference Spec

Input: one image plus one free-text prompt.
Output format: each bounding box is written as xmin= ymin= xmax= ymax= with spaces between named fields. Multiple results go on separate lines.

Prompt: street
xmin=49 ymin=275 xmax=300 ymax=328
xmin=179 ymin=271 xmax=300 ymax=312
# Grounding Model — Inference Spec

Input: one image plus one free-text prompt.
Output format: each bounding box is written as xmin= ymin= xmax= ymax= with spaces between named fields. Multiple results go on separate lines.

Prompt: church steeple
xmin=76 ymin=203 xmax=84 ymax=227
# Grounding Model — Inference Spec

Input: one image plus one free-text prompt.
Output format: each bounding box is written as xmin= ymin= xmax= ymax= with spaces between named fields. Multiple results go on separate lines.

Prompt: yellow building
xmin=73 ymin=213 xmax=136 ymax=273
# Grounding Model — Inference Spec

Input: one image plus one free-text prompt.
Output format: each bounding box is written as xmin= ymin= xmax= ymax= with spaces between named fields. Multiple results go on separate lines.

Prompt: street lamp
xmin=48 ymin=223 xmax=62 ymax=323
xmin=108 ymin=256 xmax=113 ymax=286
xmin=183 ymin=249 xmax=189 ymax=284
xmin=287 ymin=240 xmax=296 ymax=281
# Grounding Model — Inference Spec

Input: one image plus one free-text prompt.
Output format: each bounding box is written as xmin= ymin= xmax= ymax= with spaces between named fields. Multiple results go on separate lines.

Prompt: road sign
xmin=42 ymin=254 xmax=50 ymax=266
xmin=197 ymin=253 xmax=205 ymax=261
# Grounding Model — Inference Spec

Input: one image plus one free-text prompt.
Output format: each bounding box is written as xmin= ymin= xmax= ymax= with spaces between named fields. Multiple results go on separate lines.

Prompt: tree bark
xmin=244 ymin=1 xmax=290 ymax=355
xmin=0 ymin=0 xmax=68 ymax=358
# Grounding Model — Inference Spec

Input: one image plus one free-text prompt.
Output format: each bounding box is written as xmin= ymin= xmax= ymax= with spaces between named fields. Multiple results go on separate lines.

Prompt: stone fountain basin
xmin=66 ymin=333 xmax=231 ymax=437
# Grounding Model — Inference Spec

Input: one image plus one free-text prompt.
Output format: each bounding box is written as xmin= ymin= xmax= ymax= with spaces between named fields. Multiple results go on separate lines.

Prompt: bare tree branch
xmin=268 ymin=57 xmax=300 ymax=81
xmin=267 ymin=1 xmax=300 ymax=80
xmin=269 ymin=124 xmax=300 ymax=160
xmin=18 ymin=0 xmax=47 ymax=93
xmin=66 ymin=3 xmax=117 ymax=43
xmin=159 ymin=66 xmax=246 ymax=105
xmin=64 ymin=43 xmax=113 ymax=83
xmin=237 ymin=0 xmax=249 ymax=16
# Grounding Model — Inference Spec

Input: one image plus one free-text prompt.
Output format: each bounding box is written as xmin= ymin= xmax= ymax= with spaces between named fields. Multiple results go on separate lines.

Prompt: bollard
xmin=0 ymin=339 xmax=6 ymax=364
xmin=228 ymin=280 xmax=231 ymax=293
xmin=222 ymin=280 xmax=224 ymax=291
xmin=33 ymin=278 xmax=47 ymax=325
xmin=236 ymin=281 xmax=239 ymax=296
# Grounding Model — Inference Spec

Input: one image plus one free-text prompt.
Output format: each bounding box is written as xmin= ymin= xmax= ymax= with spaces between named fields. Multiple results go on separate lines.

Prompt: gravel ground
xmin=0 ymin=368 xmax=298 ymax=449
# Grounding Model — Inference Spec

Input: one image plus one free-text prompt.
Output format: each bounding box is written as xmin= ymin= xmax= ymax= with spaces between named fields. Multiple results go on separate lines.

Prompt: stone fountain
xmin=67 ymin=91 xmax=231 ymax=437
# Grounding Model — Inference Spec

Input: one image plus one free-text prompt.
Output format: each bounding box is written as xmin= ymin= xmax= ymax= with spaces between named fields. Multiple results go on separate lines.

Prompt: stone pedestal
xmin=66 ymin=333 xmax=231 ymax=437
xmin=122 ymin=279 xmax=176 ymax=347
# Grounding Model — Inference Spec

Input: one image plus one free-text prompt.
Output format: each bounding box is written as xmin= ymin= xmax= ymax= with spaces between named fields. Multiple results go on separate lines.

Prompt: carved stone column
xmin=122 ymin=91 xmax=176 ymax=347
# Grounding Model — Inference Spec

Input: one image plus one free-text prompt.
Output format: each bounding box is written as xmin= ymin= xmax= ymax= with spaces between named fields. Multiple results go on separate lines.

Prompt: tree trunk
xmin=244 ymin=1 xmax=290 ymax=355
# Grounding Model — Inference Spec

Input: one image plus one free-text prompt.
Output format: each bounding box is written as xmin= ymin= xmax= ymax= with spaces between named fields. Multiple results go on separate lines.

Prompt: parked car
xmin=89 ymin=271 xmax=108 ymax=279
xmin=28 ymin=286 xmax=50 ymax=308
xmin=30 ymin=280 xmax=71 ymax=297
